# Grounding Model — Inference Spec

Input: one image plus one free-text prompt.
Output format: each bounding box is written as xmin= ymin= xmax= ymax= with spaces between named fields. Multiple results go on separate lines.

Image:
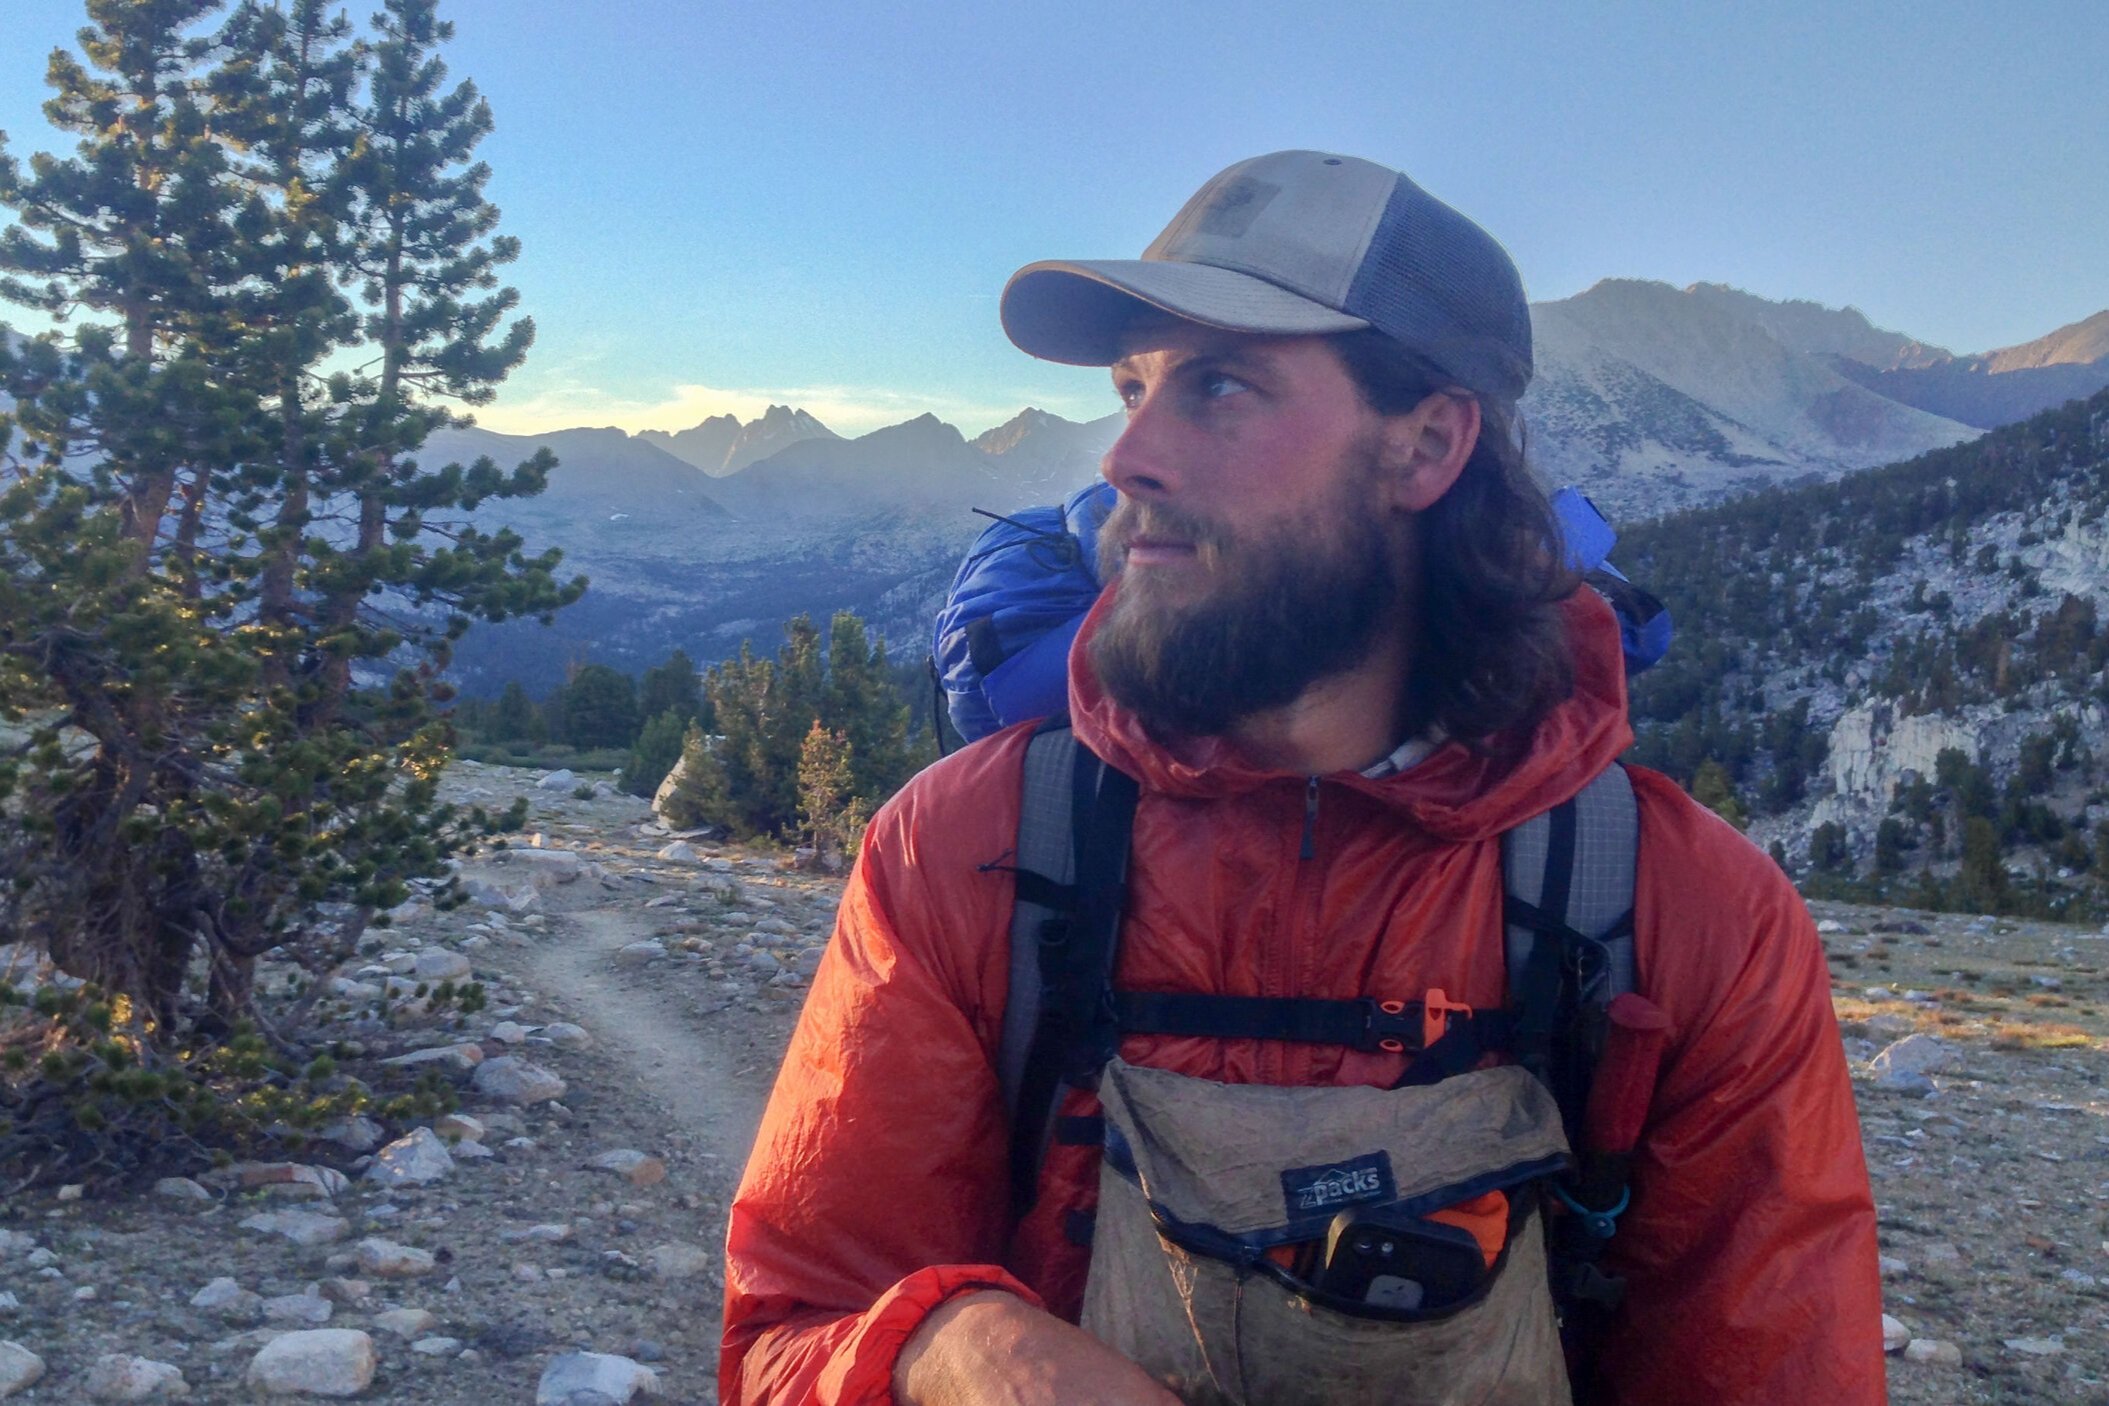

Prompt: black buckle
xmin=1356 ymin=998 xmax=1423 ymax=1053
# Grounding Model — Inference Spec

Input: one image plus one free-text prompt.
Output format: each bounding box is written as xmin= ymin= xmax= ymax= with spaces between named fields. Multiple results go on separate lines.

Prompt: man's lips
xmin=1122 ymin=537 xmax=1199 ymax=567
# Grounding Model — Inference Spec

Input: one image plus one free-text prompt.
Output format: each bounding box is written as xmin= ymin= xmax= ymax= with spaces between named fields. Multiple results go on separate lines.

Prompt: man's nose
xmin=1100 ymin=397 xmax=1182 ymax=499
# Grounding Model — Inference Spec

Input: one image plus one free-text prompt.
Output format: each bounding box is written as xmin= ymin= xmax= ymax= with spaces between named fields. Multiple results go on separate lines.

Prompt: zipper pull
xmin=1300 ymin=777 xmax=1320 ymax=860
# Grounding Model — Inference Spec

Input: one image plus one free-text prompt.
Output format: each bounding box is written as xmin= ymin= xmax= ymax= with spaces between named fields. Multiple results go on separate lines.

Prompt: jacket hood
xmin=1068 ymin=584 xmax=1635 ymax=843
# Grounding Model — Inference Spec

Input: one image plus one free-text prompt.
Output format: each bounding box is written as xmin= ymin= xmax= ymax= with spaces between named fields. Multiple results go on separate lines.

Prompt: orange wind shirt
xmin=721 ymin=589 xmax=1885 ymax=1405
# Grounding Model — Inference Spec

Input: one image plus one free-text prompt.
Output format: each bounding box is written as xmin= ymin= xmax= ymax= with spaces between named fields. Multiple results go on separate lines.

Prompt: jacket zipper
xmin=1299 ymin=776 xmax=1320 ymax=861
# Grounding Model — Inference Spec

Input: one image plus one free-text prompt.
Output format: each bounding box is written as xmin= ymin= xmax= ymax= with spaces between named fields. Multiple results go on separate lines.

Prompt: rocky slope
xmin=1621 ymin=385 xmax=2109 ymax=905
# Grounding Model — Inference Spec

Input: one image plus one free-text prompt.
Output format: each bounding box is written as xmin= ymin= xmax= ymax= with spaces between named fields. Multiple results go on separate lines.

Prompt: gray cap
xmin=1001 ymin=150 xmax=1532 ymax=403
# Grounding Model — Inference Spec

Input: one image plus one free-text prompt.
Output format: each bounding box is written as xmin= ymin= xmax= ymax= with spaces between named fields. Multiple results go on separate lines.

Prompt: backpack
xmin=930 ymin=483 xmax=1669 ymax=751
xmin=993 ymin=721 xmax=1670 ymax=1392
xmin=930 ymin=481 xmax=1118 ymax=745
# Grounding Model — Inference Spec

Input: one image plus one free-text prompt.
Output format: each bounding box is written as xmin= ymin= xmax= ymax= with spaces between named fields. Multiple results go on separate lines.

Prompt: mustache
xmin=1098 ymin=497 xmax=1227 ymax=575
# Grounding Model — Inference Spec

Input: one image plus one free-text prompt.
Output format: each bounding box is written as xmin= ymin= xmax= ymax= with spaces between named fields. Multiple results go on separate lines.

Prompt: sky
xmin=2 ymin=1 xmax=2106 ymax=438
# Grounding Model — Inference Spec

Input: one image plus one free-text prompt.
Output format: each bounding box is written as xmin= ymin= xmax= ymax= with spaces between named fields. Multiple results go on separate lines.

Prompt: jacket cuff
xmin=837 ymin=1263 xmax=1042 ymax=1403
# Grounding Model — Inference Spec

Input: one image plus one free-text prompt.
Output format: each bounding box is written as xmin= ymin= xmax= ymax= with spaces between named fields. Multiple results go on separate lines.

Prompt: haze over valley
xmin=441 ymin=281 xmax=2109 ymax=695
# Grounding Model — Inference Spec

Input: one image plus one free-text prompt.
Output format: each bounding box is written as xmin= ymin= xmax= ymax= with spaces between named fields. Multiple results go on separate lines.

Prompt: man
xmin=721 ymin=151 xmax=1882 ymax=1404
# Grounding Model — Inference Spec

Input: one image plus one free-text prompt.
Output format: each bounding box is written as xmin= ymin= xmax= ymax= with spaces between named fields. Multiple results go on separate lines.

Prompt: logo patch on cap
xmin=1282 ymin=1151 xmax=1395 ymax=1216
xmin=1197 ymin=178 xmax=1279 ymax=239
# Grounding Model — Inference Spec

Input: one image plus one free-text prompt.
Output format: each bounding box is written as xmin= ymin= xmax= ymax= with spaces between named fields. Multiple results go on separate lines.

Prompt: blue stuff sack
xmin=1548 ymin=487 xmax=1673 ymax=675
xmin=933 ymin=480 xmax=1117 ymax=744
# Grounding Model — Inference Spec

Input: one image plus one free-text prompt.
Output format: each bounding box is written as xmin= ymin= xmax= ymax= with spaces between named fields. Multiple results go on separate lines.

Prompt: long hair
xmin=1331 ymin=330 xmax=1578 ymax=748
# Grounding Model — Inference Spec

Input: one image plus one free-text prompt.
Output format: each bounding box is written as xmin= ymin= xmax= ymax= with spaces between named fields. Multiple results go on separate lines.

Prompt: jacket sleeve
xmin=1597 ymin=771 xmax=1886 ymax=1404
xmin=721 ymin=742 xmax=1035 ymax=1405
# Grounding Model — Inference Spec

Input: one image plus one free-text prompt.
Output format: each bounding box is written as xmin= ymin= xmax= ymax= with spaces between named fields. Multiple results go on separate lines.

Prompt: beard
xmin=1087 ymin=455 xmax=1402 ymax=741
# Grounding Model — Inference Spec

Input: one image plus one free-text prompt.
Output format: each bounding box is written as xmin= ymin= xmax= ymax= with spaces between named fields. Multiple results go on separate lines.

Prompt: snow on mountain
xmin=637 ymin=404 xmax=838 ymax=476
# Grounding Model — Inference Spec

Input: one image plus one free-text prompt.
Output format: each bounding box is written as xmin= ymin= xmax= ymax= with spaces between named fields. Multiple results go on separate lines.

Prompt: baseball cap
xmin=1000 ymin=150 xmax=1533 ymax=403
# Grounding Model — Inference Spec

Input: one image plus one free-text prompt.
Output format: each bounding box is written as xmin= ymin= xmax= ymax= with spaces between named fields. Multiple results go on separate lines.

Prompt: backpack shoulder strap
xmin=1500 ymin=762 xmax=1642 ymax=1394
xmin=998 ymin=719 xmax=1136 ymax=1217
xmin=1502 ymin=762 xmax=1639 ymax=1118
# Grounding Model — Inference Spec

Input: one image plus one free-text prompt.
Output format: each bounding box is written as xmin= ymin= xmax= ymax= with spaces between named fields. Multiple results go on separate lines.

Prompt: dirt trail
xmin=524 ymin=903 xmax=779 ymax=1171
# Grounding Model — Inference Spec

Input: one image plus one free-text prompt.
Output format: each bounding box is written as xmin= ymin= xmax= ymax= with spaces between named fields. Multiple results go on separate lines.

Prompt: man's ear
xmin=1378 ymin=393 xmax=1481 ymax=513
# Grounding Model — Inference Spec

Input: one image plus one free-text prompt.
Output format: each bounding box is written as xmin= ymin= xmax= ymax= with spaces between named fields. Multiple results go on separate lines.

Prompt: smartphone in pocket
xmin=1315 ymin=1207 xmax=1488 ymax=1312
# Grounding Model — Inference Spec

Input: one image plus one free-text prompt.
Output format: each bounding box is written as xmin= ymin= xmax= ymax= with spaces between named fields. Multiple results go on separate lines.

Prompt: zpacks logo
xmin=1281 ymin=1152 xmax=1395 ymax=1215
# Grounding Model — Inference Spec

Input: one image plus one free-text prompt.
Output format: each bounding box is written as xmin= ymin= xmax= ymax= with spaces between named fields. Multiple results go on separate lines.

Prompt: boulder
xmin=655 ymin=841 xmax=696 ymax=863
xmin=650 ymin=757 xmax=691 ymax=823
xmin=83 ymin=1353 xmax=187 ymax=1400
xmin=372 ymin=1308 xmax=436 ymax=1339
xmin=542 ymin=1022 xmax=592 ymax=1050
xmin=508 ymin=848 xmax=584 ymax=885
xmin=1903 ymin=1338 xmax=1961 ymax=1366
xmin=239 ymin=1209 xmax=350 ymax=1247
xmin=412 ymin=950 xmax=473 ymax=982
xmin=535 ymin=1351 xmax=661 ymax=1404
xmin=262 ymin=1290 xmax=335 ymax=1326
xmin=434 ymin=1113 xmax=486 ymax=1142
xmin=1882 ymin=1314 xmax=1908 ymax=1353
xmin=224 ymin=1163 xmax=352 ymax=1198
xmin=354 ymin=1237 xmax=438 ymax=1278
xmin=0 ymin=1343 xmax=44 ymax=1398
xmin=365 ymin=1128 xmax=455 ymax=1187
xmin=154 ymin=1176 xmax=213 ymax=1203
xmin=1870 ymin=1034 xmax=1955 ymax=1090
xmin=473 ymin=1056 xmax=567 ymax=1105
xmin=536 ymin=769 xmax=578 ymax=790
xmin=192 ymin=1278 xmax=265 ymax=1321
xmin=587 ymin=1150 xmax=666 ymax=1187
xmin=380 ymin=1043 xmax=484 ymax=1074
xmin=246 ymin=1329 xmax=376 ymax=1396
xmin=316 ymin=1116 xmax=385 ymax=1153
xmin=645 ymin=1242 xmax=712 ymax=1280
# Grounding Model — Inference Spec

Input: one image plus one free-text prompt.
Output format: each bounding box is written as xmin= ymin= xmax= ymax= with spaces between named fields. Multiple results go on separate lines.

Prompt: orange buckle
xmin=1422 ymin=988 xmax=1474 ymax=1049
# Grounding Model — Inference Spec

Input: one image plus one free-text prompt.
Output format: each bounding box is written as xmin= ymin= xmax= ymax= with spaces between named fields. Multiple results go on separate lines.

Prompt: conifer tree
xmin=639 ymin=647 xmax=703 ymax=729
xmin=824 ymin=611 xmax=912 ymax=805
xmin=489 ymin=679 xmax=538 ymax=743
xmin=623 ymin=708 xmax=688 ymax=799
xmin=660 ymin=722 xmax=733 ymax=832
xmin=797 ymin=719 xmax=867 ymax=872
xmin=0 ymin=0 xmax=577 ymax=1041
xmin=559 ymin=664 xmax=637 ymax=750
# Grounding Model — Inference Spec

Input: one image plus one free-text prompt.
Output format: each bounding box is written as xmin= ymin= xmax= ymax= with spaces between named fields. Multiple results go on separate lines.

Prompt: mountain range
xmin=415 ymin=284 xmax=2109 ymax=690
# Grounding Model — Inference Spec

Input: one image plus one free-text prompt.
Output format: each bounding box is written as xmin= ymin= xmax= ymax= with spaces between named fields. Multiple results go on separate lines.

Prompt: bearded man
xmin=721 ymin=152 xmax=1883 ymax=1405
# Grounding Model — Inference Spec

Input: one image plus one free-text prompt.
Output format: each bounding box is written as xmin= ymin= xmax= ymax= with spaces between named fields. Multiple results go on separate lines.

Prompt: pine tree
xmin=559 ymin=664 xmax=637 ymax=750
xmin=1689 ymin=760 xmax=1746 ymax=830
xmin=638 ymin=647 xmax=703 ymax=729
xmin=489 ymin=680 xmax=537 ymax=743
xmin=660 ymin=723 xmax=733 ymax=832
xmin=622 ymin=708 xmax=688 ymax=798
xmin=796 ymin=719 xmax=868 ymax=872
xmin=822 ymin=611 xmax=913 ymax=807
xmin=0 ymin=0 xmax=577 ymax=1041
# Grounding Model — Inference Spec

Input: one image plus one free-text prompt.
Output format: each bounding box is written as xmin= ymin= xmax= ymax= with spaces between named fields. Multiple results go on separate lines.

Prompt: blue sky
xmin=3 ymin=1 xmax=2105 ymax=436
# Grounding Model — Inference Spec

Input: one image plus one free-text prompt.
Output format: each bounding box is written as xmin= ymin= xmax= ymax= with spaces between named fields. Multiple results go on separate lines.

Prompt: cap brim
xmin=1001 ymin=259 xmax=1369 ymax=366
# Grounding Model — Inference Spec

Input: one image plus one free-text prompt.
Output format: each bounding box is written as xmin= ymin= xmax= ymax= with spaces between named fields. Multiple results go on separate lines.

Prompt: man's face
xmin=1087 ymin=322 xmax=1414 ymax=739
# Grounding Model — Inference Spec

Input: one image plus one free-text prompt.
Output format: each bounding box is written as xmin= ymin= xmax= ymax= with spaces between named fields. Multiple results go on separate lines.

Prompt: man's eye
xmin=1198 ymin=371 xmax=1248 ymax=399
xmin=1114 ymin=379 xmax=1144 ymax=410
